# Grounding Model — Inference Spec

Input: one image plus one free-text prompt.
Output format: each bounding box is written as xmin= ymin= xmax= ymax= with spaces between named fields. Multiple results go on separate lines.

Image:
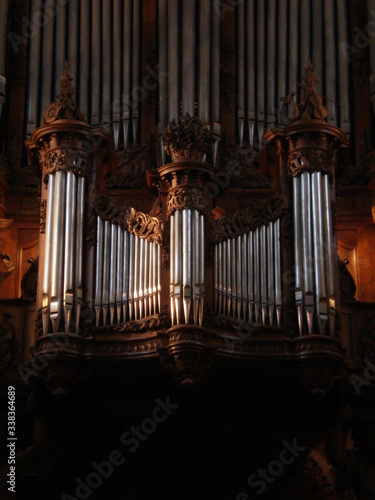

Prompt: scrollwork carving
xmin=167 ymin=186 xmax=209 ymax=216
xmin=43 ymin=148 xmax=90 ymax=183
xmin=40 ymin=199 xmax=47 ymax=234
xmin=288 ymin=149 xmax=333 ymax=178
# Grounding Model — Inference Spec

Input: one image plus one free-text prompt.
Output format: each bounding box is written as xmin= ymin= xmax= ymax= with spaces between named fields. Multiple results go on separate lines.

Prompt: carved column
xmin=26 ymin=66 xmax=108 ymax=337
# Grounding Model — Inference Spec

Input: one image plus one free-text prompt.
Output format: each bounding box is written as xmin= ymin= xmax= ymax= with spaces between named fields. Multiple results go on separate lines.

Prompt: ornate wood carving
xmin=167 ymin=186 xmax=209 ymax=216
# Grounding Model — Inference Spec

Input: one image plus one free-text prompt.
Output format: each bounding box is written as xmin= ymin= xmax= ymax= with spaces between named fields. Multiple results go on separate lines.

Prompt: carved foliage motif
xmin=40 ymin=199 xmax=47 ymax=234
xmin=43 ymin=148 xmax=90 ymax=183
xmin=167 ymin=186 xmax=209 ymax=216
xmin=211 ymin=196 xmax=288 ymax=243
xmin=288 ymin=149 xmax=333 ymax=178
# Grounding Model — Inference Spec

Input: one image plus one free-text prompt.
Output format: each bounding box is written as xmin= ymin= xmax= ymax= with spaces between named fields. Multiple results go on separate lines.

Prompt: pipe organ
xmin=94 ymin=202 xmax=162 ymax=327
xmin=214 ymin=219 xmax=282 ymax=327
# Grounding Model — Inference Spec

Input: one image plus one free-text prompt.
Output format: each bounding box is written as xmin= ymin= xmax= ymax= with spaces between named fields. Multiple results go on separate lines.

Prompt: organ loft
xmin=1 ymin=1 xmax=375 ymax=499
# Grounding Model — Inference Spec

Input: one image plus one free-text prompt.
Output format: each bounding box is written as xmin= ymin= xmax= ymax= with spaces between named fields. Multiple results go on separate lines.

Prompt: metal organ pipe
xmin=246 ymin=0 xmax=255 ymax=146
xmin=41 ymin=7 xmax=54 ymax=119
xmin=256 ymin=0 xmax=265 ymax=139
xmin=199 ymin=0 xmax=210 ymax=123
xmin=63 ymin=172 xmax=76 ymax=333
xmin=42 ymin=175 xmax=55 ymax=335
xmin=68 ymin=0 xmax=79 ymax=87
xmin=182 ymin=0 xmax=195 ymax=116
xmin=55 ymin=1 xmax=67 ymax=98
xmin=79 ymin=0 xmax=90 ymax=120
xmin=113 ymin=0 xmax=122 ymax=149
xmin=277 ymin=0 xmax=288 ymax=121
xmin=293 ymin=176 xmax=303 ymax=334
xmin=301 ymin=172 xmax=314 ymax=335
xmin=168 ymin=0 xmax=179 ymax=122
xmin=237 ymin=0 xmax=245 ymax=145
xmin=211 ymin=1 xmax=220 ymax=123
xmin=324 ymin=0 xmax=337 ymax=125
xmin=26 ymin=0 xmax=42 ymax=137
xmin=91 ymin=0 xmax=101 ymax=125
xmin=337 ymin=0 xmax=351 ymax=132
xmin=123 ymin=0 xmax=132 ymax=148
xmin=102 ymin=0 xmax=112 ymax=130
xmin=132 ymin=0 xmax=141 ymax=142
xmin=267 ymin=0 xmax=276 ymax=127
xmin=288 ymin=0 xmax=298 ymax=96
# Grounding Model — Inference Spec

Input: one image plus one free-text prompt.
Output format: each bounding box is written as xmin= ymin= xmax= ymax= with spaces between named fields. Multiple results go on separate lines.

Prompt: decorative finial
xmin=59 ymin=61 xmax=76 ymax=98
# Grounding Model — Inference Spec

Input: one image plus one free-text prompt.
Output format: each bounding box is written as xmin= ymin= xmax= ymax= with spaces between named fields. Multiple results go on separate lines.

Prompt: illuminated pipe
xmin=199 ymin=0 xmax=210 ymax=122
xmin=109 ymin=222 xmax=118 ymax=325
xmin=139 ymin=237 xmax=145 ymax=318
xmin=128 ymin=233 xmax=135 ymax=321
xmin=91 ymin=0 xmax=101 ymax=125
xmin=274 ymin=220 xmax=282 ymax=327
xmin=182 ymin=209 xmax=192 ymax=323
xmin=116 ymin=226 xmax=124 ymax=324
xmin=42 ymin=175 xmax=55 ymax=335
xmin=148 ymin=241 xmax=153 ymax=315
xmin=257 ymin=0 xmax=265 ymax=139
xmin=79 ymin=0 xmax=90 ymax=119
xmin=74 ymin=160 xmax=85 ymax=323
xmin=247 ymin=231 xmax=254 ymax=322
xmin=301 ymin=172 xmax=314 ymax=334
xmin=168 ymin=0 xmax=179 ymax=121
xmin=112 ymin=0 xmax=122 ymax=149
xmin=214 ymin=244 xmax=218 ymax=312
xmin=277 ymin=0 xmax=288 ymax=116
xmin=222 ymin=240 xmax=227 ymax=316
xmin=50 ymin=171 xmax=66 ymax=333
xmin=193 ymin=210 xmax=200 ymax=324
xmin=226 ymin=238 xmax=232 ymax=317
xmin=267 ymin=222 xmax=275 ymax=326
xmin=218 ymin=243 xmax=223 ymax=314
xmin=101 ymin=220 xmax=111 ymax=326
xmin=68 ymin=0 xmax=79 ymax=87
xmin=170 ymin=215 xmax=175 ymax=325
xmin=236 ymin=236 xmax=242 ymax=319
xmin=260 ymin=224 xmax=267 ymax=325
xmin=122 ymin=0 xmax=132 ymax=147
xmin=102 ymin=0 xmax=112 ymax=130
xmin=337 ymin=0 xmax=350 ymax=132
xmin=247 ymin=0 xmax=255 ymax=146
xmin=293 ymin=176 xmax=303 ymax=334
xmin=133 ymin=235 xmax=139 ymax=320
xmin=237 ymin=0 xmax=245 ymax=145
xmin=63 ymin=172 xmax=76 ymax=333
xmin=26 ymin=0 xmax=42 ymax=138
xmin=312 ymin=172 xmax=327 ymax=334
xmin=211 ymin=1 xmax=220 ymax=122
xmin=267 ymin=0 xmax=276 ymax=127
xmin=159 ymin=0 xmax=168 ymax=127
xmin=288 ymin=0 xmax=298 ymax=95
xmin=324 ymin=0 xmax=337 ymax=125
xmin=241 ymin=234 xmax=247 ymax=321
xmin=95 ymin=217 xmax=104 ymax=327
xmin=182 ymin=0 xmax=195 ymax=116
xmin=152 ymin=242 xmax=157 ymax=315
xmin=312 ymin=0 xmax=323 ymax=86
xmin=198 ymin=214 xmax=205 ymax=326
xmin=41 ymin=7 xmax=54 ymax=118
xmin=157 ymin=243 xmax=161 ymax=313
xmin=55 ymin=1 xmax=67 ymax=97
xmin=122 ymin=230 xmax=129 ymax=322
xmin=144 ymin=239 xmax=149 ymax=317
xmin=132 ymin=0 xmax=141 ymax=142
xmin=174 ymin=210 xmax=182 ymax=324
xmin=253 ymin=228 xmax=260 ymax=324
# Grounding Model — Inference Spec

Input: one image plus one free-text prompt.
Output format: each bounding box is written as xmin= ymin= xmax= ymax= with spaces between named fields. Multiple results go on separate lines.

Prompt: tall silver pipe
xmin=42 ymin=175 xmax=55 ymax=335
xmin=301 ymin=172 xmax=314 ymax=334
xmin=199 ymin=0 xmax=210 ymax=122
xmin=157 ymin=243 xmax=161 ymax=313
xmin=75 ymin=176 xmax=86 ymax=333
xmin=293 ymin=176 xmax=303 ymax=334
xmin=168 ymin=0 xmax=179 ymax=121
xmin=260 ymin=224 xmax=267 ymax=325
xmin=267 ymin=222 xmax=275 ymax=326
xmin=312 ymin=172 xmax=327 ymax=333
xmin=112 ymin=0 xmax=122 ymax=149
xmin=211 ymin=0 xmax=220 ymax=122
xmin=222 ymin=240 xmax=227 ymax=316
xmin=102 ymin=0 xmax=112 ymax=129
xmin=68 ymin=0 xmax=79 ymax=87
xmin=41 ymin=7 xmax=54 ymax=118
xmin=170 ymin=215 xmax=175 ymax=325
xmin=274 ymin=219 xmax=282 ymax=327
xmin=63 ymin=172 xmax=76 ymax=333
xmin=236 ymin=236 xmax=242 ymax=319
xmin=257 ymin=0 xmax=265 ymax=136
xmin=182 ymin=209 xmax=192 ymax=323
xmin=132 ymin=0 xmax=141 ymax=142
xmin=55 ymin=1 xmax=67 ymax=98
xmin=246 ymin=0 xmax=255 ymax=145
xmin=102 ymin=220 xmax=111 ymax=325
xmin=109 ymin=222 xmax=118 ymax=325
xmin=253 ymin=228 xmax=260 ymax=323
xmin=277 ymin=0 xmax=287 ymax=117
xmin=300 ymin=0 xmax=310 ymax=81
xmin=267 ymin=0 xmax=276 ymax=127
xmin=122 ymin=230 xmax=129 ymax=322
xmin=241 ymin=234 xmax=247 ymax=320
xmin=247 ymin=231 xmax=254 ymax=322
xmin=194 ymin=210 xmax=202 ymax=323
xmin=218 ymin=243 xmax=223 ymax=315
xmin=152 ymin=242 xmax=157 ymax=315
xmin=26 ymin=0 xmax=42 ymax=137
xmin=50 ymin=171 xmax=66 ymax=333
xmin=174 ymin=210 xmax=182 ymax=324
xmin=139 ymin=237 xmax=145 ymax=318
xmin=288 ymin=0 xmax=298 ymax=96
xmin=79 ymin=0 xmax=90 ymax=119
xmin=324 ymin=0 xmax=337 ymax=125
xmin=148 ymin=241 xmax=153 ymax=315
xmin=182 ymin=0 xmax=195 ymax=116
xmin=231 ymin=237 xmax=237 ymax=318
xmin=199 ymin=214 xmax=205 ymax=326
xmin=237 ymin=0 xmax=245 ymax=144
xmin=144 ymin=239 xmax=149 ymax=317
xmin=116 ymin=226 xmax=124 ymax=324
xmin=214 ymin=245 xmax=218 ymax=312
xmin=91 ymin=0 xmax=101 ymax=125
xmin=226 ymin=238 xmax=232 ymax=317
xmin=159 ymin=0 xmax=168 ymax=127
xmin=128 ymin=233 xmax=135 ymax=321
xmin=322 ymin=174 xmax=336 ymax=335
xmin=134 ymin=235 xmax=139 ymax=320
xmin=95 ymin=217 xmax=104 ymax=327
xmin=123 ymin=0 xmax=132 ymax=147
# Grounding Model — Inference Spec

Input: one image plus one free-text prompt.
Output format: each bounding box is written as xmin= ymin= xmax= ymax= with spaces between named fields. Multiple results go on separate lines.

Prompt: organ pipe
xmin=182 ymin=0 xmax=195 ymax=116
xmin=168 ymin=0 xmax=179 ymax=122
xmin=199 ymin=0 xmax=210 ymax=122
